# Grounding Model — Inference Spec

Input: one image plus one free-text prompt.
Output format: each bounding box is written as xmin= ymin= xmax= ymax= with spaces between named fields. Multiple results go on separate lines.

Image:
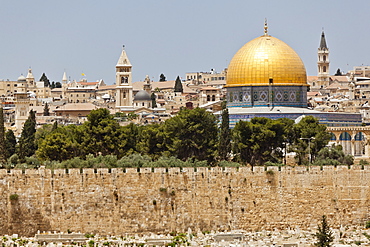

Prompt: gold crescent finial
xmin=264 ymin=18 xmax=268 ymax=35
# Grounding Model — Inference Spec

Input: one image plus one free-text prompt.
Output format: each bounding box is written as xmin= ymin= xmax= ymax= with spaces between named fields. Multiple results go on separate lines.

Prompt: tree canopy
xmin=218 ymin=101 xmax=231 ymax=161
xmin=174 ymin=76 xmax=183 ymax=93
xmin=163 ymin=107 xmax=218 ymax=162
xmin=18 ymin=110 xmax=37 ymax=162
xmin=314 ymin=215 xmax=334 ymax=247
xmin=40 ymin=73 xmax=50 ymax=87
xmin=7 ymin=107 xmax=348 ymax=168
xmin=159 ymin=73 xmax=166 ymax=82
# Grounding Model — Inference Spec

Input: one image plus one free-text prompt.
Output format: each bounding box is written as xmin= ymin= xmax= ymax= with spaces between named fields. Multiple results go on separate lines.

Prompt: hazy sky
xmin=1 ymin=0 xmax=370 ymax=85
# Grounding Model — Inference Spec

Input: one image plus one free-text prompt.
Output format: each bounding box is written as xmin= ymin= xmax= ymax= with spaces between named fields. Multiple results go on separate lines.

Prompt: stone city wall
xmin=0 ymin=165 xmax=370 ymax=237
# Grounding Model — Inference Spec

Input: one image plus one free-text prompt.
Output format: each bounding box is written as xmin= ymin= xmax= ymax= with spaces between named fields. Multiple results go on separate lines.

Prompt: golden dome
xmin=226 ymin=35 xmax=307 ymax=87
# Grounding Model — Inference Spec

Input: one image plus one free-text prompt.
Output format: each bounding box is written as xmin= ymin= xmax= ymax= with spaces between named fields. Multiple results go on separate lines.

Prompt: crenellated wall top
xmin=0 ymin=165 xmax=370 ymax=176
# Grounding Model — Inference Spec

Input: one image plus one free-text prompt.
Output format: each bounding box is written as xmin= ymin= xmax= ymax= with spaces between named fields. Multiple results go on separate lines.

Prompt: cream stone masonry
xmin=1 ymin=166 xmax=370 ymax=237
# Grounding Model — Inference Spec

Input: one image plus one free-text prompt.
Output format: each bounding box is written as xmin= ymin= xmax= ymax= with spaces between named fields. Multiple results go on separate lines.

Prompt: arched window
xmin=323 ymin=55 xmax=326 ymax=62
xmin=323 ymin=66 xmax=327 ymax=73
xmin=207 ymin=95 xmax=211 ymax=101
xmin=212 ymin=95 xmax=216 ymax=101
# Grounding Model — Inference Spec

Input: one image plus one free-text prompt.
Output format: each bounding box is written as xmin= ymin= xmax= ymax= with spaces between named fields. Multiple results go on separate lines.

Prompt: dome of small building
xmin=134 ymin=90 xmax=151 ymax=101
xmin=226 ymin=35 xmax=307 ymax=87
xmin=17 ymin=75 xmax=26 ymax=81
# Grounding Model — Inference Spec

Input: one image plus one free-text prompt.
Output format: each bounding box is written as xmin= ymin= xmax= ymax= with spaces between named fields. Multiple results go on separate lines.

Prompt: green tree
xmin=314 ymin=215 xmax=334 ymax=247
xmin=40 ymin=73 xmax=50 ymax=87
xmin=80 ymin=108 xmax=125 ymax=157
xmin=136 ymin=124 xmax=165 ymax=159
xmin=159 ymin=73 xmax=166 ymax=82
xmin=43 ymin=103 xmax=50 ymax=116
xmin=37 ymin=131 xmax=78 ymax=161
xmin=313 ymin=145 xmax=353 ymax=166
xmin=5 ymin=130 xmax=16 ymax=159
xmin=55 ymin=82 xmax=62 ymax=88
xmin=18 ymin=110 xmax=37 ymax=161
xmin=151 ymin=93 xmax=157 ymax=108
xmin=232 ymin=117 xmax=288 ymax=166
xmin=292 ymin=116 xmax=331 ymax=165
xmin=231 ymin=120 xmax=253 ymax=165
xmin=335 ymin=68 xmax=342 ymax=76
xmin=174 ymin=76 xmax=183 ymax=93
xmin=121 ymin=123 xmax=139 ymax=156
xmin=163 ymin=108 xmax=218 ymax=162
xmin=0 ymin=108 xmax=6 ymax=163
xmin=218 ymin=101 xmax=231 ymax=160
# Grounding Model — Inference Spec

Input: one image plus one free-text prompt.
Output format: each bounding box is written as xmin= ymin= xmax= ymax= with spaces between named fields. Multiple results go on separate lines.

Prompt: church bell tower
xmin=115 ymin=45 xmax=133 ymax=109
xmin=317 ymin=31 xmax=330 ymax=87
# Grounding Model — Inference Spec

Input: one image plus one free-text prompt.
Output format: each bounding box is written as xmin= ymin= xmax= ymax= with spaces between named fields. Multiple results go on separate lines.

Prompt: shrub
xmin=266 ymin=170 xmax=275 ymax=175
xmin=359 ymin=159 xmax=370 ymax=166
xmin=218 ymin=160 xmax=240 ymax=167
xmin=60 ymin=157 xmax=88 ymax=168
xmin=117 ymin=153 xmax=152 ymax=168
xmin=86 ymin=154 xmax=118 ymax=168
xmin=264 ymin=161 xmax=284 ymax=167
xmin=88 ymin=240 xmax=95 ymax=247
xmin=8 ymin=154 xmax=19 ymax=165
xmin=25 ymin=156 xmax=40 ymax=168
xmin=365 ymin=221 xmax=370 ymax=229
xmin=9 ymin=194 xmax=19 ymax=201
xmin=151 ymin=156 xmax=184 ymax=167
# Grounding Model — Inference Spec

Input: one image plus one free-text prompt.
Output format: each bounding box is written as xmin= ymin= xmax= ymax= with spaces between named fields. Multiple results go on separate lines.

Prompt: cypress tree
xmin=0 ymin=108 xmax=6 ymax=164
xmin=151 ymin=93 xmax=157 ymax=108
xmin=314 ymin=215 xmax=334 ymax=247
xmin=5 ymin=129 xmax=16 ymax=159
xmin=43 ymin=103 xmax=50 ymax=116
xmin=159 ymin=73 xmax=166 ymax=82
xmin=174 ymin=76 xmax=183 ymax=93
xmin=219 ymin=101 xmax=231 ymax=160
xmin=18 ymin=110 xmax=37 ymax=161
xmin=40 ymin=73 xmax=50 ymax=87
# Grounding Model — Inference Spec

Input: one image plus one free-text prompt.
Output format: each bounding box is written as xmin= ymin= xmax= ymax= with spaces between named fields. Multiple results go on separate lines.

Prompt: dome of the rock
xmin=226 ymin=25 xmax=308 ymax=108
xmin=226 ymin=35 xmax=307 ymax=87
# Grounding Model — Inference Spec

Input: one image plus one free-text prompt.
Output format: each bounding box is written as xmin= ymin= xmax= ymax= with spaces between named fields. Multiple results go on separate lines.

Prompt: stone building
xmin=0 ymin=69 xmax=51 ymax=99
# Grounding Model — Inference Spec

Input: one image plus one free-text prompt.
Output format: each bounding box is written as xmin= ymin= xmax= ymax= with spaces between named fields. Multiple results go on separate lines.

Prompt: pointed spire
xmin=116 ymin=45 xmax=131 ymax=67
xmin=320 ymin=30 xmax=328 ymax=49
xmin=264 ymin=18 xmax=268 ymax=36
xmin=62 ymin=71 xmax=68 ymax=83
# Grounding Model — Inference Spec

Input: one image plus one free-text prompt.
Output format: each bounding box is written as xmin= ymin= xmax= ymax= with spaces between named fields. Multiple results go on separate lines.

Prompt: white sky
xmin=1 ymin=0 xmax=369 ymax=84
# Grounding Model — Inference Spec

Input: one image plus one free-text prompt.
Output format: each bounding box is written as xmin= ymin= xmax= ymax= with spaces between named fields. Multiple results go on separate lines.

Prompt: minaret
xmin=318 ymin=30 xmax=330 ymax=87
xmin=62 ymin=71 xmax=68 ymax=84
xmin=115 ymin=45 xmax=133 ymax=108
